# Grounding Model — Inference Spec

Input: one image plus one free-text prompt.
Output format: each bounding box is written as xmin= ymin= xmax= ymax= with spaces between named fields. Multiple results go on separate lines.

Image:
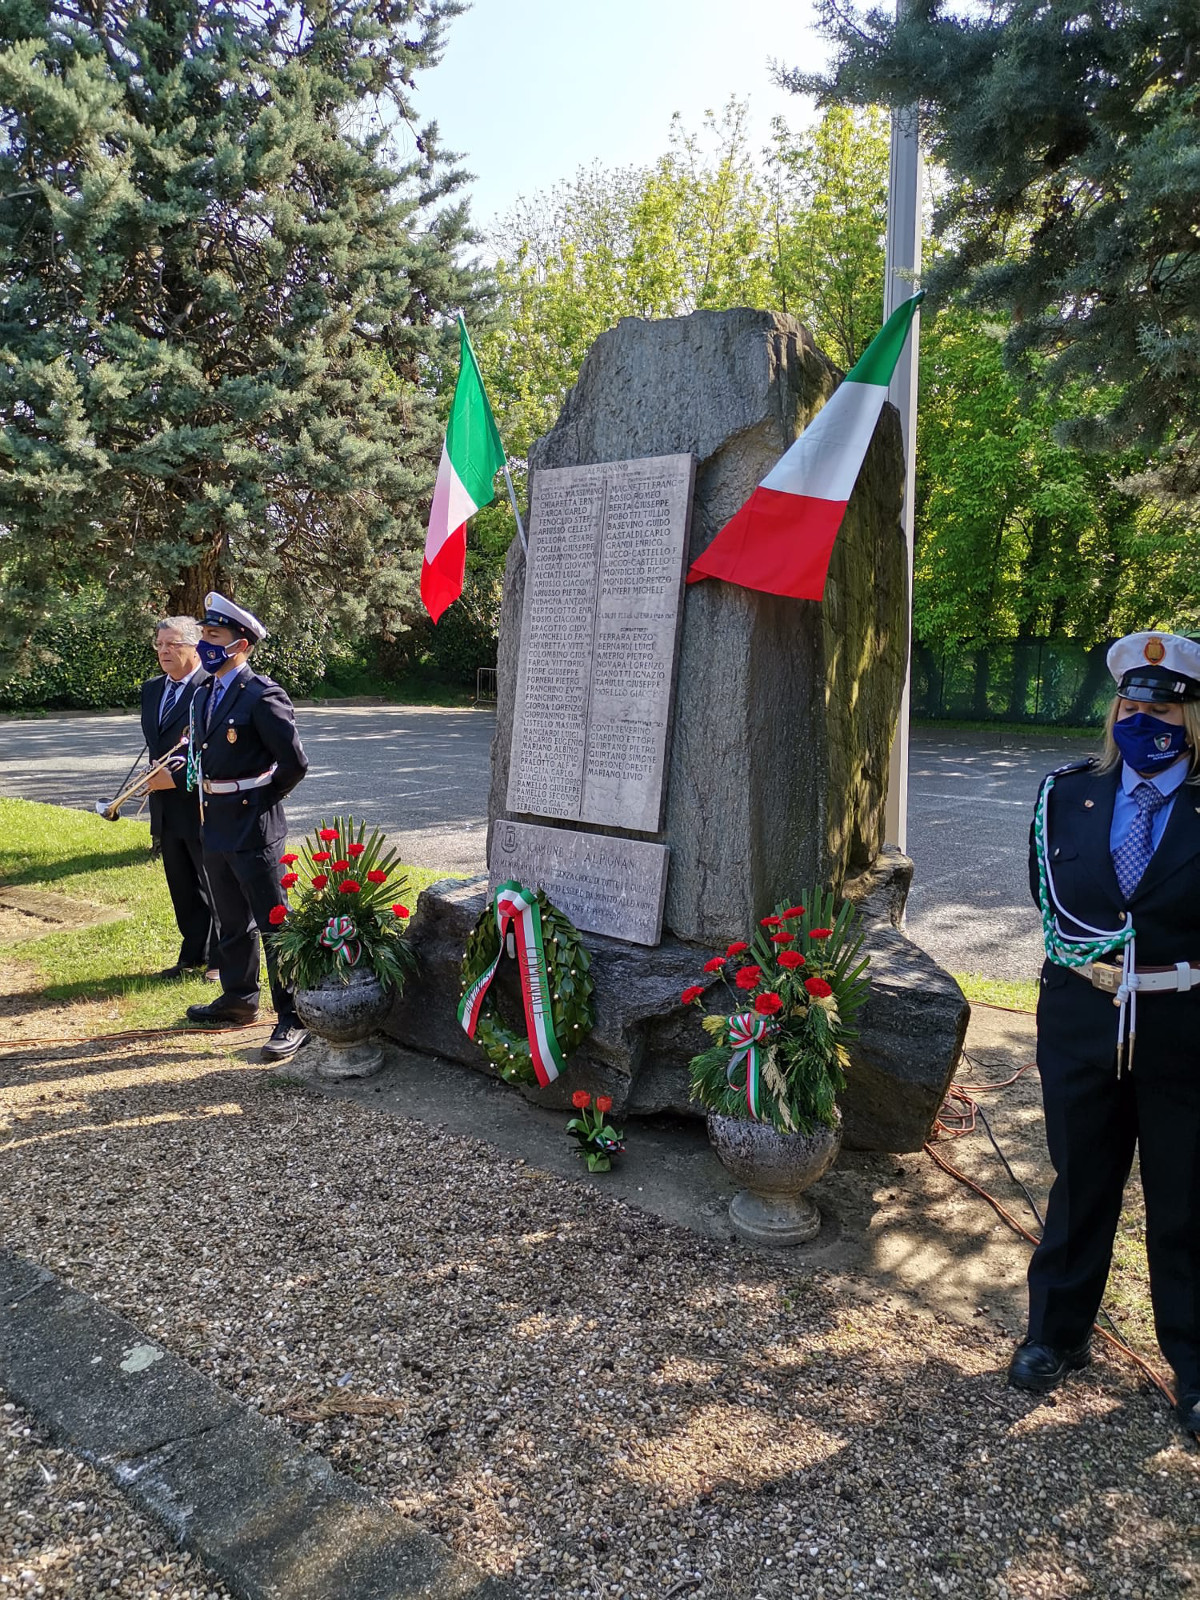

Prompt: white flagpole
xmin=882 ymin=32 xmax=923 ymax=861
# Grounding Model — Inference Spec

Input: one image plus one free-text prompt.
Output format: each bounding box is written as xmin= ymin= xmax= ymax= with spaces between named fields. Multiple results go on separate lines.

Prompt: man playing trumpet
xmin=140 ymin=618 xmax=217 ymax=981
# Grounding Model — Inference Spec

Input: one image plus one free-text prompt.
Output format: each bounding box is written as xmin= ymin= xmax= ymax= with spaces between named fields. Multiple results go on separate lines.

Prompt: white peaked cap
xmin=202 ymin=592 xmax=268 ymax=641
xmin=1106 ymin=631 xmax=1200 ymax=701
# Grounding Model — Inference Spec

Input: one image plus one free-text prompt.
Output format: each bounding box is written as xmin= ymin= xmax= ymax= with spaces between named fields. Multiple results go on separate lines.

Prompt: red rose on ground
xmin=366 ymin=869 xmax=388 ymax=884
xmin=318 ymin=828 xmax=339 ymax=842
xmin=596 ymin=1095 xmax=613 ymax=1113
xmin=311 ymin=851 xmax=331 ymax=863
xmin=332 ymin=859 xmax=350 ymax=872
xmin=392 ymin=904 xmax=409 ymax=918
xmin=267 ymin=904 xmax=288 ymax=926
xmin=760 ymin=914 xmax=782 ymax=928
xmin=805 ymin=976 xmax=834 ymax=998
xmin=735 ymin=965 xmax=762 ymax=991
xmin=770 ymin=931 xmax=795 ymax=943
xmin=280 ymin=872 xmax=299 ymax=888
xmin=681 ymin=984 xmax=705 ymax=1006
xmin=572 ymin=1090 xmax=592 ymax=1109
xmin=280 ymin=853 xmax=298 ymax=866
xmin=338 ymin=880 xmax=361 ymax=894
xmin=310 ymin=874 xmax=329 ymax=889
xmin=725 ymin=941 xmax=749 ymax=958
xmin=808 ymin=928 xmax=833 ymax=940
xmin=703 ymin=956 xmax=725 ymax=973
xmin=755 ymin=992 xmax=783 ymax=1016
xmin=777 ymin=951 xmax=806 ymax=969
xmin=347 ymin=842 xmax=366 ymax=857
xmin=783 ymin=905 xmax=805 ymax=918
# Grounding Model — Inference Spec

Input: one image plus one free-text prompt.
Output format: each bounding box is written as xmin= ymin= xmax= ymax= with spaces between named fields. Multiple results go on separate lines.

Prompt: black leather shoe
xmin=1176 ymin=1391 xmax=1200 ymax=1436
xmin=260 ymin=1021 xmax=310 ymax=1062
xmin=186 ymin=997 xmax=259 ymax=1025
xmin=1007 ymin=1337 xmax=1093 ymax=1393
xmin=159 ymin=963 xmax=208 ymax=981
xmin=157 ymin=965 xmax=187 ymax=980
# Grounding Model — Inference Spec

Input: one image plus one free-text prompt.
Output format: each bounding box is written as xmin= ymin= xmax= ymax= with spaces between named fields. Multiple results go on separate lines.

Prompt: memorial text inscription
xmin=507 ymin=454 xmax=694 ymax=833
xmin=489 ymin=819 xmax=670 ymax=947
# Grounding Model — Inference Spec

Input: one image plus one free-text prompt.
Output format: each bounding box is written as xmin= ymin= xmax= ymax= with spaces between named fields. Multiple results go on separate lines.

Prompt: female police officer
xmin=1008 ymin=630 xmax=1200 ymax=1435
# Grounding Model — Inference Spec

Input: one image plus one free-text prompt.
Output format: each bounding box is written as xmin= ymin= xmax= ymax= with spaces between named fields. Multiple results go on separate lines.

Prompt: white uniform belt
xmin=202 ymin=766 xmax=276 ymax=796
xmin=1076 ymin=960 xmax=1200 ymax=995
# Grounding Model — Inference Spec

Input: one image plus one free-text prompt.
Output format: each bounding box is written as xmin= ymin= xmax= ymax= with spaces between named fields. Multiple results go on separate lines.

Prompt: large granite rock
xmin=387 ymin=863 xmax=969 ymax=1152
xmin=385 ymin=308 xmax=966 ymax=1154
xmin=487 ymin=308 xmax=908 ymax=945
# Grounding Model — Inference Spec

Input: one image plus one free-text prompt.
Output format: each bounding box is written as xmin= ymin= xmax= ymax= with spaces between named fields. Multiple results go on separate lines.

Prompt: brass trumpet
xmin=95 ymin=734 xmax=189 ymax=821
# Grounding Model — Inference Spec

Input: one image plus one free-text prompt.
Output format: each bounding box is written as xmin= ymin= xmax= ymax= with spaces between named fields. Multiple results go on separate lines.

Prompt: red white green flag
xmin=421 ymin=316 xmax=507 ymax=624
xmin=687 ymin=292 xmax=923 ymax=602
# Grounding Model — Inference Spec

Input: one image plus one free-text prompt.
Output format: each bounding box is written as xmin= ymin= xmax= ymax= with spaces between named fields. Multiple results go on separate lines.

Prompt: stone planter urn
xmin=295 ymin=971 xmax=393 ymax=1079
xmin=707 ymin=1109 xmax=843 ymax=1245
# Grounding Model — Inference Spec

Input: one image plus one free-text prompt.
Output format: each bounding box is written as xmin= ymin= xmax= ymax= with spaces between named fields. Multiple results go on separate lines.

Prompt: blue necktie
xmin=206 ymin=678 xmax=225 ymax=730
xmin=159 ymin=678 xmax=183 ymax=726
xmin=1112 ymin=782 xmax=1170 ymax=901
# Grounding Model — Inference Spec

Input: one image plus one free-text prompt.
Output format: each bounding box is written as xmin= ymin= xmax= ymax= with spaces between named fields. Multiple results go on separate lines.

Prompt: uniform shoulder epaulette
xmin=1050 ymin=757 xmax=1098 ymax=779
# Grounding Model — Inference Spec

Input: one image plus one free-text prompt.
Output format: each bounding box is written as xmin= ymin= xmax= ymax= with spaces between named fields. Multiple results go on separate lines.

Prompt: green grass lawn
xmin=952 ymin=971 xmax=1039 ymax=1013
xmin=0 ymin=797 xmax=454 ymax=1032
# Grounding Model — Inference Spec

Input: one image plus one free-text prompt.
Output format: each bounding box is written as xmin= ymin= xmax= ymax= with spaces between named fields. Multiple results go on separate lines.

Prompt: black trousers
xmin=1028 ymin=1026 xmax=1200 ymax=1390
xmin=160 ymin=831 xmax=217 ymax=968
xmin=202 ymin=844 xmax=297 ymax=1023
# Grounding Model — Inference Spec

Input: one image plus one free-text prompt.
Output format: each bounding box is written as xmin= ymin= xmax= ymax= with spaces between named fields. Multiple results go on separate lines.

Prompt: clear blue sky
xmin=410 ymin=0 xmax=828 ymax=230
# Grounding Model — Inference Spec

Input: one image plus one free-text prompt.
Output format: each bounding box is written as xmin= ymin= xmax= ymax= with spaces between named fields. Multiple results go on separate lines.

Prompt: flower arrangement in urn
xmin=267 ymin=817 xmax=415 ymax=1078
xmin=683 ymin=889 xmax=869 ymax=1244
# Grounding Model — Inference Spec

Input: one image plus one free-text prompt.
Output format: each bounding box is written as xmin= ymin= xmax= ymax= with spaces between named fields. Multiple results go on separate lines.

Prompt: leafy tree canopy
xmin=0 ymin=0 xmax=488 ymax=676
xmin=785 ymin=0 xmax=1200 ymax=505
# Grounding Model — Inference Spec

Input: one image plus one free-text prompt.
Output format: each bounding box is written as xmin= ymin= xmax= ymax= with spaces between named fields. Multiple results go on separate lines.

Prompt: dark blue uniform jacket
xmin=1028 ymin=760 xmax=1200 ymax=1056
xmin=176 ymin=666 xmax=308 ymax=853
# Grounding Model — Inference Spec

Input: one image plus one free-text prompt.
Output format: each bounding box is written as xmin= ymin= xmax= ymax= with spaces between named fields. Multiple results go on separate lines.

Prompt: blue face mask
xmin=1112 ymin=712 xmax=1190 ymax=775
xmin=197 ymin=638 xmax=243 ymax=673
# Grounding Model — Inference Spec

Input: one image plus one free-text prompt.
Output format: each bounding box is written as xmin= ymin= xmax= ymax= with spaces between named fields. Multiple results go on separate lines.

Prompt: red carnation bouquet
xmin=265 ymin=815 xmax=416 ymax=994
xmin=681 ymin=889 xmax=869 ymax=1134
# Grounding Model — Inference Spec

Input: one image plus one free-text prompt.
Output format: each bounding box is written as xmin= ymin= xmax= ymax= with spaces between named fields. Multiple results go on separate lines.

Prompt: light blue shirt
xmin=1108 ymin=757 xmax=1189 ymax=856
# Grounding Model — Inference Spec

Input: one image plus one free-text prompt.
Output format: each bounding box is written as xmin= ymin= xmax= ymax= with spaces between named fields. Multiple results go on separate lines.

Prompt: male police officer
xmin=140 ymin=617 xmax=215 ymax=980
xmin=149 ymin=593 xmax=309 ymax=1060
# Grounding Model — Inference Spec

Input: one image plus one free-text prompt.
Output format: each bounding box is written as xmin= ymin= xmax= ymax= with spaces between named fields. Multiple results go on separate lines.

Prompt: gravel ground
xmin=0 ymin=1395 xmax=231 ymax=1599
xmin=2 ymin=971 xmax=1199 ymax=1600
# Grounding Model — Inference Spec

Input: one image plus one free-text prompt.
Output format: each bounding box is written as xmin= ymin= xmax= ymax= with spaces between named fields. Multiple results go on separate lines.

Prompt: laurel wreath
xmin=459 ymin=890 xmax=595 ymax=1085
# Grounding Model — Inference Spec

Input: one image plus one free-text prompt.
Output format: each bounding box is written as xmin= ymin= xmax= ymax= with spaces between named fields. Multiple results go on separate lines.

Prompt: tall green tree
xmin=0 ymin=0 xmax=487 ymax=673
xmin=786 ymin=0 xmax=1200 ymax=506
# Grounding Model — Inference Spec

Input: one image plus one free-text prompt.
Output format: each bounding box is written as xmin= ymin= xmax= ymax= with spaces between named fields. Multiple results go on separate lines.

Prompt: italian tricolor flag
xmin=421 ymin=316 xmax=507 ymax=624
xmin=687 ymin=292 xmax=923 ymax=601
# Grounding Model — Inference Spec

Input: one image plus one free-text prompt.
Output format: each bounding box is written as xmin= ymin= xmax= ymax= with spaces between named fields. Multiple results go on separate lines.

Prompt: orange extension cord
xmin=925 ymin=1053 xmax=1178 ymax=1410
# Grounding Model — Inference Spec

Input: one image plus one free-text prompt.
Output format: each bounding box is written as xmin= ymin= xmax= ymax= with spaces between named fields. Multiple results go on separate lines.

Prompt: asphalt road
xmin=0 ymin=707 xmax=1094 ymax=980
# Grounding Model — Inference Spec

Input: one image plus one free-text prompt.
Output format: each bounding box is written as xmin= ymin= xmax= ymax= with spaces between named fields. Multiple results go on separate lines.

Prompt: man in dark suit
xmin=140 ymin=618 xmax=215 ymax=980
xmin=148 ymin=592 xmax=310 ymax=1062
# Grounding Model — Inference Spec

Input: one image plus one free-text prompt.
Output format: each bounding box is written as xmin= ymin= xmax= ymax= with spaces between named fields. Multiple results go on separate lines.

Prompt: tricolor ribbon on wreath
xmin=320 ymin=915 xmax=362 ymax=967
xmin=457 ymin=880 xmax=568 ymax=1087
xmin=725 ymin=1010 xmax=775 ymax=1120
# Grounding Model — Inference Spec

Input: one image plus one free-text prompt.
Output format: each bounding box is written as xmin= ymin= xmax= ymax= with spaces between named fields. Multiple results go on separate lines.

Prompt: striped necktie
xmin=159 ymin=677 xmax=184 ymax=726
xmin=206 ymin=676 xmax=226 ymax=729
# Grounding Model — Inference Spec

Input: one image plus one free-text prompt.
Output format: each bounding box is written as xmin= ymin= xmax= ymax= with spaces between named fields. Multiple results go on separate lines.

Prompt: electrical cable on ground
xmin=926 ymin=1054 xmax=1178 ymax=1411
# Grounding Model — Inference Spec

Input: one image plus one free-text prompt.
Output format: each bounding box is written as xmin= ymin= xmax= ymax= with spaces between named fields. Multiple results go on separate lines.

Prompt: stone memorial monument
xmin=387 ymin=307 xmax=968 ymax=1152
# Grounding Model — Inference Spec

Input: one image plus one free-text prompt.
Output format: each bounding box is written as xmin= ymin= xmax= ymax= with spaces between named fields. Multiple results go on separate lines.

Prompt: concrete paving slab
xmin=0 ymin=1251 xmax=511 ymax=1600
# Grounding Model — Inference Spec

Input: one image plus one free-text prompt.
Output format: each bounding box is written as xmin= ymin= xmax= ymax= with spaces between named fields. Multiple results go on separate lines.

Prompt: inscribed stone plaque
xmin=489 ymin=819 xmax=670 ymax=947
xmin=506 ymin=453 xmax=695 ymax=833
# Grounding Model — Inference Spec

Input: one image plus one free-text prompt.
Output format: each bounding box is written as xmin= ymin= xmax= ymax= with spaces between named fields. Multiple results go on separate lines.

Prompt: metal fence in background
xmin=911 ymin=638 xmax=1116 ymax=727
